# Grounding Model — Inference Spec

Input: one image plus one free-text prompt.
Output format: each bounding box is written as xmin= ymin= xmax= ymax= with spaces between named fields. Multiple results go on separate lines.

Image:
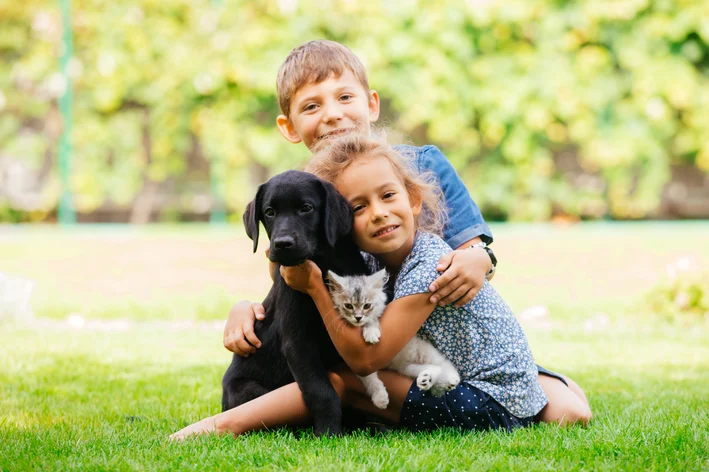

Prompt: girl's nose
xmin=370 ymin=202 xmax=388 ymax=220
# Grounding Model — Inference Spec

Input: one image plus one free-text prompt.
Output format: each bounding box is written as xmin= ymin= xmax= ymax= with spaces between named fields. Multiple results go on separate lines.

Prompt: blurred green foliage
xmin=646 ymin=263 xmax=709 ymax=324
xmin=1 ymin=0 xmax=709 ymax=222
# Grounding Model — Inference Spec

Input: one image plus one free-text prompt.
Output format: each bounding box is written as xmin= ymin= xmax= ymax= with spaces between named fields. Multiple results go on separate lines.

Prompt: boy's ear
xmin=276 ymin=115 xmax=302 ymax=144
xmin=368 ymin=90 xmax=381 ymax=123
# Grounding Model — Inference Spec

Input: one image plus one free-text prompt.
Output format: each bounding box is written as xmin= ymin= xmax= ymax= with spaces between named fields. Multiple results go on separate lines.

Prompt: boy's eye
xmin=264 ymin=208 xmax=275 ymax=217
xmin=303 ymin=103 xmax=318 ymax=112
xmin=344 ymin=303 xmax=354 ymax=310
xmin=340 ymin=94 xmax=353 ymax=101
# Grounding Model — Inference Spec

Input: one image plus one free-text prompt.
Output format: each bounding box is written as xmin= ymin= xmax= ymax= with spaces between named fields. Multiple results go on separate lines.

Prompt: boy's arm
xmin=223 ymin=250 xmax=274 ymax=356
xmin=418 ymin=145 xmax=493 ymax=247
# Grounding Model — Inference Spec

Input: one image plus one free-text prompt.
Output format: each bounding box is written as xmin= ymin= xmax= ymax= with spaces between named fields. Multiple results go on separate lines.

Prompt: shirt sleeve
xmin=417 ymin=145 xmax=493 ymax=248
xmin=394 ymin=235 xmax=450 ymax=300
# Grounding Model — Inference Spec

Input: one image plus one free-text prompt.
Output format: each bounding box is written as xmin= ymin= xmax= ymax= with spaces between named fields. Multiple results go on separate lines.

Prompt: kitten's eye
xmin=344 ymin=303 xmax=354 ymax=310
xmin=264 ymin=208 xmax=275 ymax=217
xmin=300 ymin=203 xmax=313 ymax=213
xmin=363 ymin=303 xmax=371 ymax=310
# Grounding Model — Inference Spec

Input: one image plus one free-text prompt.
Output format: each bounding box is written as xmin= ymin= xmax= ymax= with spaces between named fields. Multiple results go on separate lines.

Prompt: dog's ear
xmin=320 ymin=179 xmax=352 ymax=247
xmin=243 ymin=186 xmax=264 ymax=253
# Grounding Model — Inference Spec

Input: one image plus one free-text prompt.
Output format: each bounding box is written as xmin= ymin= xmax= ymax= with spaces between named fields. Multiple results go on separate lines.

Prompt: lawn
xmin=1 ymin=223 xmax=708 ymax=471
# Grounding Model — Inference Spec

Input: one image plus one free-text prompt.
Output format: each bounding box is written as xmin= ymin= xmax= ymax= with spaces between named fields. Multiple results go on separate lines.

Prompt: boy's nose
xmin=322 ymin=103 xmax=344 ymax=122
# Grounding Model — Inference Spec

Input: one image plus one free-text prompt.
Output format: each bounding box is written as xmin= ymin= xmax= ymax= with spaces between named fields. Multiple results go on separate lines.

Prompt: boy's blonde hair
xmin=277 ymin=40 xmax=370 ymax=118
xmin=306 ymin=134 xmax=447 ymax=236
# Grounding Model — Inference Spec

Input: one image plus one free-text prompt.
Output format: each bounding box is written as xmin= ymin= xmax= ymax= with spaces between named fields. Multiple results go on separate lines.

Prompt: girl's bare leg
xmin=535 ymin=374 xmax=592 ymax=426
xmin=169 ymin=368 xmax=415 ymax=440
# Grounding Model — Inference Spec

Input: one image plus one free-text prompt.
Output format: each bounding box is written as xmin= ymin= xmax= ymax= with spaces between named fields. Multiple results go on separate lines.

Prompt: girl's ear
xmin=409 ymin=187 xmax=423 ymax=218
xmin=277 ymin=115 xmax=302 ymax=144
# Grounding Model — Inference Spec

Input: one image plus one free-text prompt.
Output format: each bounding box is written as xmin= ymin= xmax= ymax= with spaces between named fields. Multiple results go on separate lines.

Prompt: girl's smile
xmin=334 ymin=155 xmax=421 ymax=270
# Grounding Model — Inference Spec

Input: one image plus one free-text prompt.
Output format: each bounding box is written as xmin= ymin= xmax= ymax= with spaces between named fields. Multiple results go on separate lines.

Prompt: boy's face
xmin=277 ymin=70 xmax=380 ymax=151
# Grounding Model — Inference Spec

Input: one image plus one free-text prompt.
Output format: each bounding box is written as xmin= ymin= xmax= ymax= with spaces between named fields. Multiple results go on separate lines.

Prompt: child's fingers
xmin=438 ymin=283 xmax=470 ymax=306
xmin=429 ymin=274 xmax=463 ymax=304
xmin=435 ymin=252 xmax=455 ymax=272
xmin=453 ymin=285 xmax=481 ymax=307
xmin=242 ymin=321 xmax=262 ymax=349
xmin=251 ymin=302 xmax=266 ymax=320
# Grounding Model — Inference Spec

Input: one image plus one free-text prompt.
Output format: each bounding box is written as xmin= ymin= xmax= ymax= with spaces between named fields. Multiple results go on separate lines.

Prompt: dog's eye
xmin=344 ymin=303 xmax=354 ymax=310
xmin=363 ymin=303 xmax=371 ymax=310
xmin=300 ymin=204 xmax=313 ymax=213
xmin=264 ymin=208 xmax=275 ymax=217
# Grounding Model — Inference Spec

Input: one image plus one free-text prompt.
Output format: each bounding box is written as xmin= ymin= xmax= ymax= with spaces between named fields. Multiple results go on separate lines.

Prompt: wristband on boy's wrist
xmin=467 ymin=241 xmax=497 ymax=280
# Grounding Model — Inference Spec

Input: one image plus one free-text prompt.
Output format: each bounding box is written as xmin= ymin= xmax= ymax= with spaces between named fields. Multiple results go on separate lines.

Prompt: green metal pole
xmin=58 ymin=0 xmax=76 ymax=224
xmin=209 ymin=0 xmax=226 ymax=224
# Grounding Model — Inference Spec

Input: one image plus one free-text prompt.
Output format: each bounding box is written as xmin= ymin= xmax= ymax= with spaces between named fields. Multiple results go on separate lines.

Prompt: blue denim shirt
xmin=394 ymin=144 xmax=492 ymax=248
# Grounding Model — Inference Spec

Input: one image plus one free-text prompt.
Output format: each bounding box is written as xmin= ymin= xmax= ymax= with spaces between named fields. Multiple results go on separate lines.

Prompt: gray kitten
xmin=327 ymin=269 xmax=461 ymax=409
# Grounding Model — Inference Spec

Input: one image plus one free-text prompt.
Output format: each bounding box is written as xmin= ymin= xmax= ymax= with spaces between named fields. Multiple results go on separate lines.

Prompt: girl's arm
xmin=280 ymin=263 xmax=435 ymax=376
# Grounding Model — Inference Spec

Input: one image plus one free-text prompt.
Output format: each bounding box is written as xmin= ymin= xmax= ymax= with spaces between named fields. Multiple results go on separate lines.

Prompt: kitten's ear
xmin=326 ymin=271 xmax=345 ymax=291
xmin=372 ymin=269 xmax=389 ymax=289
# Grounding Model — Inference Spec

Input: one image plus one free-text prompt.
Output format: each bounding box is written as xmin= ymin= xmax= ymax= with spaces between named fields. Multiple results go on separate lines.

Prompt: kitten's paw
xmin=362 ymin=325 xmax=381 ymax=344
xmin=444 ymin=371 xmax=460 ymax=391
xmin=371 ymin=390 xmax=389 ymax=409
xmin=416 ymin=371 xmax=433 ymax=391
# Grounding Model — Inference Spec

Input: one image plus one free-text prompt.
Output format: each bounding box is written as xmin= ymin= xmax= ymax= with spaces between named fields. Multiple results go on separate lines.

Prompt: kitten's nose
xmin=354 ymin=315 xmax=363 ymax=322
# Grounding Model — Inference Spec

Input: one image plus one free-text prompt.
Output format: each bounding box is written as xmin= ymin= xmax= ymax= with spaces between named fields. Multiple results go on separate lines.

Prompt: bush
xmin=645 ymin=258 xmax=709 ymax=323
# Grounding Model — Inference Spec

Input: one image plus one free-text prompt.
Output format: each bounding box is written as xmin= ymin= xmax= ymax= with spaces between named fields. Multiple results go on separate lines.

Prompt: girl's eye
xmin=264 ymin=208 xmax=275 ymax=217
xmin=300 ymin=204 xmax=313 ymax=213
xmin=352 ymin=205 xmax=364 ymax=213
xmin=363 ymin=303 xmax=371 ymax=310
xmin=344 ymin=303 xmax=354 ymax=310
xmin=383 ymin=192 xmax=395 ymax=199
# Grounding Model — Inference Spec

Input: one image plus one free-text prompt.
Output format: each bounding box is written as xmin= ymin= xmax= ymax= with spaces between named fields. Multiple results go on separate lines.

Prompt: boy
xmin=224 ymin=40 xmax=496 ymax=356
xmin=172 ymin=41 xmax=590 ymax=439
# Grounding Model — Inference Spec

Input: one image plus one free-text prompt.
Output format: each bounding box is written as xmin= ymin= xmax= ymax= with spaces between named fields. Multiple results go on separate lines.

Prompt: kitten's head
xmin=326 ymin=269 xmax=388 ymax=327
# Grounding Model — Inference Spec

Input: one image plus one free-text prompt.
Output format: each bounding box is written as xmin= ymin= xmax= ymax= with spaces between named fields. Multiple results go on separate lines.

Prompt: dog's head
xmin=243 ymin=170 xmax=352 ymax=267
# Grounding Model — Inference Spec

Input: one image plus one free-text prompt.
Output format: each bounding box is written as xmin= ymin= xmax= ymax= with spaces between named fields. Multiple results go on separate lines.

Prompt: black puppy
xmin=221 ymin=170 xmax=369 ymax=436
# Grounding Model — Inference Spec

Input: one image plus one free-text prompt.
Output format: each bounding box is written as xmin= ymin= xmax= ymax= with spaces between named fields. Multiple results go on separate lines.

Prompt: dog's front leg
xmin=282 ymin=342 xmax=342 ymax=437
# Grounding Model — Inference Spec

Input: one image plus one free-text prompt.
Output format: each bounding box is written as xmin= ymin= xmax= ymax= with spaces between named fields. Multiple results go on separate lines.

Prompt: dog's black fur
xmin=221 ymin=170 xmax=369 ymax=437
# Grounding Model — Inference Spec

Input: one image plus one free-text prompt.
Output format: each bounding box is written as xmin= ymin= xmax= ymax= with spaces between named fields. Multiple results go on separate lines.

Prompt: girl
xmin=170 ymin=135 xmax=591 ymax=439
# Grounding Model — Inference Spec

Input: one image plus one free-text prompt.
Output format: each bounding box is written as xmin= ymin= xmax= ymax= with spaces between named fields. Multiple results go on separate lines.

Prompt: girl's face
xmin=334 ymin=155 xmax=421 ymax=268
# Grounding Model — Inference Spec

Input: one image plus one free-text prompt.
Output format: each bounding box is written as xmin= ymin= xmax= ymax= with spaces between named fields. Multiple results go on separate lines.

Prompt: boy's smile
xmin=334 ymin=155 xmax=421 ymax=270
xmin=277 ymin=70 xmax=380 ymax=150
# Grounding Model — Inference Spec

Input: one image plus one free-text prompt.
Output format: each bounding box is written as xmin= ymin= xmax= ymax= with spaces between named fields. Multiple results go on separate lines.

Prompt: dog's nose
xmin=273 ymin=236 xmax=295 ymax=250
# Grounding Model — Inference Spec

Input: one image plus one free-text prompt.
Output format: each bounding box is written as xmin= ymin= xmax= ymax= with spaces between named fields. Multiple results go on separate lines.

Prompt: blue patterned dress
xmin=376 ymin=232 xmax=548 ymax=430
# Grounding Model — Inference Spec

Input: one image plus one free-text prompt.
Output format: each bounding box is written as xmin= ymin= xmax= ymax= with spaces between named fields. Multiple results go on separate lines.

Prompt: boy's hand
xmin=428 ymin=248 xmax=491 ymax=307
xmin=280 ymin=261 xmax=323 ymax=295
xmin=223 ymin=300 xmax=266 ymax=357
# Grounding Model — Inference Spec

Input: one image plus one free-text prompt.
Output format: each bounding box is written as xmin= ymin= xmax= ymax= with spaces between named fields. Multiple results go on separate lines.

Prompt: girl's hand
xmin=280 ymin=261 xmax=323 ymax=295
xmin=428 ymin=247 xmax=490 ymax=307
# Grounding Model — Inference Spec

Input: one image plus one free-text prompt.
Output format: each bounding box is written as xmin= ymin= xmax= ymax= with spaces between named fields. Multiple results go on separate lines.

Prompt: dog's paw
xmin=362 ymin=325 xmax=381 ymax=344
xmin=416 ymin=371 xmax=433 ymax=391
xmin=371 ymin=390 xmax=389 ymax=409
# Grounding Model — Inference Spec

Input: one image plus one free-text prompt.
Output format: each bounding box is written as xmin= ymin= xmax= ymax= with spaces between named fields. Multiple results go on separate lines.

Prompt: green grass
xmin=1 ymin=223 xmax=708 ymax=470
